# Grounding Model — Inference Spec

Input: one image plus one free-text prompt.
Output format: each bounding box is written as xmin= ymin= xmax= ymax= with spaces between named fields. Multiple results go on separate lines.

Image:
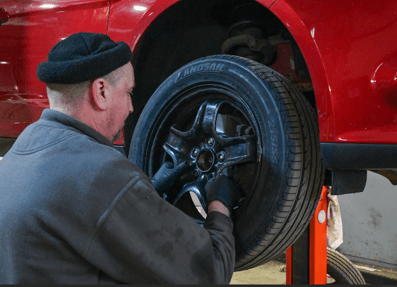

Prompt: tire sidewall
xmin=129 ymin=55 xmax=298 ymax=263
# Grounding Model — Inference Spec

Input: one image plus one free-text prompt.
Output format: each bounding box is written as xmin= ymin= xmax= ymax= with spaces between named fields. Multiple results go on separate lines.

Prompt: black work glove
xmin=205 ymin=175 xmax=241 ymax=214
xmin=151 ymin=161 xmax=189 ymax=196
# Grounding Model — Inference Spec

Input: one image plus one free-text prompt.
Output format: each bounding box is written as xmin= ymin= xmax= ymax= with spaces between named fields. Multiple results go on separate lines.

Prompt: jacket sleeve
xmin=83 ymin=176 xmax=235 ymax=284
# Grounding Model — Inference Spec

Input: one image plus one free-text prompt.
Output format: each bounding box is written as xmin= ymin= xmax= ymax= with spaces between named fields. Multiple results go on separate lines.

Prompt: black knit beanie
xmin=37 ymin=32 xmax=133 ymax=84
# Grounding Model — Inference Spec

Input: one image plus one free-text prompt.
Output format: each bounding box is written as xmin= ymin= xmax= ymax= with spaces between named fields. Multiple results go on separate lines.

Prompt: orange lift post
xmin=286 ymin=186 xmax=329 ymax=284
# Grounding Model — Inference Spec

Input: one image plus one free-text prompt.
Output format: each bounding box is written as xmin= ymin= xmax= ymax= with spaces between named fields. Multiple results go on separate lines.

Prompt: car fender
xmin=107 ymin=0 xmax=179 ymax=52
xmin=269 ymin=0 xmax=334 ymax=143
xmin=108 ymin=0 xmax=334 ymax=143
xmin=108 ymin=0 xmax=277 ymax=58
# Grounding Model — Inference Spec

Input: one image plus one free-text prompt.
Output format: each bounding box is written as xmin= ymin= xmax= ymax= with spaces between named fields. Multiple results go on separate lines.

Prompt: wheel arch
xmin=111 ymin=0 xmax=333 ymax=153
xmin=269 ymin=0 xmax=334 ymax=143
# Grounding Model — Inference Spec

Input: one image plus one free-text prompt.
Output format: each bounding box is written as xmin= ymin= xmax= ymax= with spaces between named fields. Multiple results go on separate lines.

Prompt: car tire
xmin=129 ymin=55 xmax=324 ymax=270
xmin=327 ymin=247 xmax=366 ymax=284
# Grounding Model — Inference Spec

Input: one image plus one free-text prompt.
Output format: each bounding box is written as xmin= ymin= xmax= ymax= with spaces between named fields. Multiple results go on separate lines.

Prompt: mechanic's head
xmin=36 ymin=32 xmax=134 ymax=142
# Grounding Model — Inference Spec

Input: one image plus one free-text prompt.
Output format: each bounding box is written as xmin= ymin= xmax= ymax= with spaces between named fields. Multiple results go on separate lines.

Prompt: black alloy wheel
xmin=129 ymin=55 xmax=324 ymax=270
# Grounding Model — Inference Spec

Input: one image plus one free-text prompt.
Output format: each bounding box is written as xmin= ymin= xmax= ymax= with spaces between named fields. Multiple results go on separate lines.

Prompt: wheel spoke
xmin=163 ymin=101 xmax=227 ymax=164
xmin=172 ymin=102 xmax=207 ymax=141
xmin=202 ymin=101 xmax=224 ymax=138
xmin=163 ymin=128 xmax=190 ymax=165
xmin=215 ymin=134 xmax=257 ymax=176
xmin=162 ymin=102 xmax=213 ymax=164
xmin=172 ymin=179 xmax=208 ymax=212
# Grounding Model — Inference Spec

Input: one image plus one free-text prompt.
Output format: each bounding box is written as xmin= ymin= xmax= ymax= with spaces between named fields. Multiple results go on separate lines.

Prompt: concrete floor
xmin=231 ymin=260 xmax=287 ymax=285
xmin=230 ymin=257 xmax=397 ymax=285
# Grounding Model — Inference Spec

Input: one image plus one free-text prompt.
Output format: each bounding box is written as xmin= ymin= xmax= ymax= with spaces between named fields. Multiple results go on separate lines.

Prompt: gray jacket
xmin=0 ymin=109 xmax=235 ymax=284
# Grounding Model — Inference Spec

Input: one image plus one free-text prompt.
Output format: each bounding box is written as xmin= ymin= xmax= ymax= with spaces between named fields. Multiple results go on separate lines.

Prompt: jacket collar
xmin=40 ymin=109 xmax=113 ymax=148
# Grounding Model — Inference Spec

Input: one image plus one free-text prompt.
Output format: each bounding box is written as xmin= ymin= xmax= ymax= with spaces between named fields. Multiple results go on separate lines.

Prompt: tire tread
xmin=230 ymin=56 xmax=324 ymax=270
xmin=327 ymin=247 xmax=366 ymax=284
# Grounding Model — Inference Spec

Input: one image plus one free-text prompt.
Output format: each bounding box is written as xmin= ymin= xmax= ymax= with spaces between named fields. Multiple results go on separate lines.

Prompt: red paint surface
xmin=268 ymin=42 xmax=312 ymax=88
xmin=0 ymin=0 xmax=109 ymax=138
xmin=271 ymin=0 xmax=397 ymax=144
xmin=1 ymin=0 xmax=397 ymax=146
xmin=107 ymin=0 xmax=179 ymax=50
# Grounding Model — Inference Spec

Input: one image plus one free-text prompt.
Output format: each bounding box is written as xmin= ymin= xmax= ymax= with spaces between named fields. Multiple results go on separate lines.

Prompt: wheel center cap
xmin=196 ymin=149 xmax=215 ymax=172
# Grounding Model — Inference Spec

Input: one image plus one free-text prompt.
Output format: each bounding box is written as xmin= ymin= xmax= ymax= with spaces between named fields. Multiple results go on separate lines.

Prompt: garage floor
xmin=230 ymin=255 xmax=397 ymax=285
xmin=231 ymin=260 xmax=286 ymax=284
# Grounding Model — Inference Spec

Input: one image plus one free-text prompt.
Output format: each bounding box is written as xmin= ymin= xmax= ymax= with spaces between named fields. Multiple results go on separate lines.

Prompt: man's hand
xmin=151 ymin=161 xmax=190 ymax=196
xmin=205 ymin=175 xmax=240 ymax=215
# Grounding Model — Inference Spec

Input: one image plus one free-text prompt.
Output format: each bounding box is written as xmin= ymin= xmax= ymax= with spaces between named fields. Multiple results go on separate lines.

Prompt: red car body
xmin=1 ymin=0 xmax=397 ymax=180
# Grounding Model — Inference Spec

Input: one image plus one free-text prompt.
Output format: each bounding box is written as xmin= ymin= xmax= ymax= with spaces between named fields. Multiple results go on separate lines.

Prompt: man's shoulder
xmin=11 ymin=116 xmax=113 ymax=156
xmin=5 ymin=113 xmax=154 ymax=199
xmin=11 ymin=118 xmax=89 ymax=154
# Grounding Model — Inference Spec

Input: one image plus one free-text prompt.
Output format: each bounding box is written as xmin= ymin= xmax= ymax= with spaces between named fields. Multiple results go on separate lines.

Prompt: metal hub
xmin=196 ymin=149 xmax=215 ymax=172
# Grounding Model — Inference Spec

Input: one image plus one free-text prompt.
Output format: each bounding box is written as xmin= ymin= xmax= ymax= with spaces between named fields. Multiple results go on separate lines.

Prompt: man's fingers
xmin=164 ymin=161 xmax=174 ymax=169
xmin=174 ymin=161 xmax=194 ymax=174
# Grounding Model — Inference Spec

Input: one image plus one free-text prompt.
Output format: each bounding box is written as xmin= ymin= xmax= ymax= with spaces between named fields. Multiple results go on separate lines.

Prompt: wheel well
xmin=125 ymin=0 xmax=315 ymax=154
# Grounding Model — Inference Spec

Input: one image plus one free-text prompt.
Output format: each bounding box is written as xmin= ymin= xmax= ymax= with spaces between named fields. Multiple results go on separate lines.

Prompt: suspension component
xmin=222 ymin=20 xmax=276 ymax=65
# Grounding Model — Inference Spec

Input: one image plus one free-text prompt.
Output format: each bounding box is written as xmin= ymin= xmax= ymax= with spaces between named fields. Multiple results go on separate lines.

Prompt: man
xmin=0 ymin=32 xmax=239 ymax=284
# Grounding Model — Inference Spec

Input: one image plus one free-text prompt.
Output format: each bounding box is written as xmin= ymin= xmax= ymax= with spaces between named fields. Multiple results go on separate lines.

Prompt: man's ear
xmin=91 ymin=78 xmax=110 ymax=111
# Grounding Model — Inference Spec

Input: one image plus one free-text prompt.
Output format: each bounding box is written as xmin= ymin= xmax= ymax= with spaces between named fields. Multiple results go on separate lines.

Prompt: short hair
xmin=46 ymin=65 xmax=125 ymax=106
xmin=103 ymin=65 xmax=124 ymax=87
